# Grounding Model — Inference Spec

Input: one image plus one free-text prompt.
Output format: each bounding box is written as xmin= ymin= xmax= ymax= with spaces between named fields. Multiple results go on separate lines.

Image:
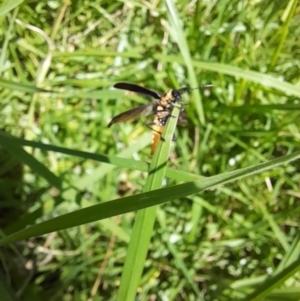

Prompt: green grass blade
xmin=52 ymin=50 xmax=143 ymax=59
xmin=0 ymin=78 xmax=50 ymax=93
xmin=0 ymin=132 xmax=205 ymax=183
xmin=158 ymin=210 xmax=203 ymax=299
xmin=165 ymin=0 xmax=205 ymax=124
xmin=0 ymin=6 xmax=19 ymax=72
xmin=0 ymin=134 xmax=62 ymax=189
xmin=245 ymin=256 xmax=300 ymax=301
xmin=154 ymin=55 xmax=300 ymax=97
xmin=269 ymin=0 xmax=298 ymax=69
xmin=0 ymin=0 xmax=24 ymax=16
xmin=0 ymin=150 xmax=298 ymax=246
xmin=116 ymin=103 xmax=181 ymax=301
xmin=166 ymin=240 xmax=203 ymax=299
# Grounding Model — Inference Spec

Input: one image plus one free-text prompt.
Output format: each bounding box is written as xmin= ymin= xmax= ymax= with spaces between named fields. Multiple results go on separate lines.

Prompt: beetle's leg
xmin=146 ymin=122 xmax=165 ymax=141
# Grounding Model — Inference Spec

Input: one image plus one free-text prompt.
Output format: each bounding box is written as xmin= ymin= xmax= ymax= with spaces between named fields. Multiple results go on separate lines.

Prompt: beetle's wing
xmin=114 ymin=82 xmax=161 ymax=100
xmin=107 ymin=103 xmax=155 ymax=128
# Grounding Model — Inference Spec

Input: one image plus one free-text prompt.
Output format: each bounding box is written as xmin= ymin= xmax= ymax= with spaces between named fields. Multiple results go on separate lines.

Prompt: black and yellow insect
xmin=108 ymin=82 xmax=212 ymax=154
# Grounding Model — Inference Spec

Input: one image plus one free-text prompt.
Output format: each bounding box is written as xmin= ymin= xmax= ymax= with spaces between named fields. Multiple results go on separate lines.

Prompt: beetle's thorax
xmin=160 ymin=89 xmax=184 ymax=108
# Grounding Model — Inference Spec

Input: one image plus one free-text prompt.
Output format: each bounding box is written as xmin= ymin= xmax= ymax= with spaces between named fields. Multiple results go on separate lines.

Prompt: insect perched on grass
xmin=108 ymin=82 xmax=212 ymax=154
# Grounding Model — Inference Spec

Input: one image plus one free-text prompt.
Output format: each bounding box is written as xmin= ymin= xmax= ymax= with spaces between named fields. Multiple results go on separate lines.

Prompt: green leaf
xmin=0 ymin=78 xmax=50 ymax=93
xmin=0 ymin=0 xmax=25 ymax=16
xmin=117 ymin=101 xmax=182 ymax=301
xmin=0 ymin=150 xmax=299 ymax=246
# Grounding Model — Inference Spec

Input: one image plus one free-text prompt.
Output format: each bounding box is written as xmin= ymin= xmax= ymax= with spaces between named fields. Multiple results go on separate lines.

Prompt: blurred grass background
xmin=0 ymin=0 xmax=300 ymax=300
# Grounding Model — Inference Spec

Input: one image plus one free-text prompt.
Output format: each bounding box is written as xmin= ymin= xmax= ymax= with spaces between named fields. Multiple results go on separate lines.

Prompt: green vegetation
xmin=0 ymin=0 xmax=299 ymax=300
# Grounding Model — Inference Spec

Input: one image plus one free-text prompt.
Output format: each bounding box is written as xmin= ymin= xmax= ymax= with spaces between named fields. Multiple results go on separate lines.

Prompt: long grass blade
xmin=0 ymin=150 xmax=298 ymax=246
xmin=116 ymin=101 xmax=182 ymax=301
